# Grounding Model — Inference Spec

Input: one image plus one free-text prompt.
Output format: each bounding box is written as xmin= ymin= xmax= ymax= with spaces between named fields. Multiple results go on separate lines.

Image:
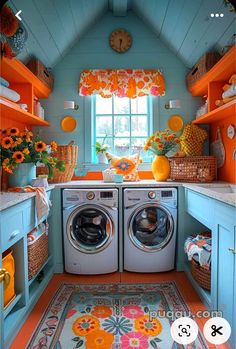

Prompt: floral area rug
xmin=27 ymin=283 xmax=208 ymax=349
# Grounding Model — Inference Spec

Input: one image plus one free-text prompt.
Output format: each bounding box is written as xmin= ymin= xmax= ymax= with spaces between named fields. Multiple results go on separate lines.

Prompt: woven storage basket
xmin=186 ymin=52 xmax=221 ymax=90
xmin=169 ymin=156 xmax=217 ymax=182
xmin=37 ymin=145 xmax=79 ymax=183
xmin=190 ymin=259 xmax=211 ymax=290
xmin=28 ymin=232 xmax=48 ymax=280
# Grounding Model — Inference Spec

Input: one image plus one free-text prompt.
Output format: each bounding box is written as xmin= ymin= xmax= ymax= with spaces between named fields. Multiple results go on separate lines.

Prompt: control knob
xmin=148 ymin=191 xmax=156 ymax=199
xmin=87 ymin=191 xmax=95 ymax=200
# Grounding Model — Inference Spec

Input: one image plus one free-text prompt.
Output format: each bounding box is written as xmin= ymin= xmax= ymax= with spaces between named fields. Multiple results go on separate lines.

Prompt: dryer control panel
xmin=124 ymin=188 xmax=177 ymax=208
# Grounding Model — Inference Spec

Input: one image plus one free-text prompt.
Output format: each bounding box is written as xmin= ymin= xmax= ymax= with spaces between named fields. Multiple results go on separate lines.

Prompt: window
xmin=92 ymin=95 xmax=153 ymax=162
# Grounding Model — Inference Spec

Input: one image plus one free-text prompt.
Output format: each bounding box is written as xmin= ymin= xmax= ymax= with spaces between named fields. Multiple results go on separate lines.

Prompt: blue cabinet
xmin=0 ymin=190 xmax=54 ymax=349
xmin=212 ymin=202 xmax=236 ymax=348
xmin=185 ymin=188 xmax=236 ymax=347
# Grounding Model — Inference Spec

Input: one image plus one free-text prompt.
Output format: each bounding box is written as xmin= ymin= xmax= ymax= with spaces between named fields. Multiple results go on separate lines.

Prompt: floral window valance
xmin=79 ymin=69 xmax=165 ymax=98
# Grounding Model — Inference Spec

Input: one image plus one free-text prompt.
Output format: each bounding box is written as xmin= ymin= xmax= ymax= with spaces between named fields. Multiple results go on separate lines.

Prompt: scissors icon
xmin=211 ymin=325 xmax=223 ymax=336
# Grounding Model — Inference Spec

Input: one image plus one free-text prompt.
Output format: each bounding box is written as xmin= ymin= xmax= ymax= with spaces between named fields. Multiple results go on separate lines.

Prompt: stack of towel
xmin=0 ymin=76 xmax=21 ymax=102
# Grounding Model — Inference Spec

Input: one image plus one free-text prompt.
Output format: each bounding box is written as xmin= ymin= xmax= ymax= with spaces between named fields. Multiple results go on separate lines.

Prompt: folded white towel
xmin=0 ymin=77 xmax=9 ymax=87
xmin=0 ymin=85 xmax=20 ymax=102
xmin=222 ymin=84 xmax=236 ymax=99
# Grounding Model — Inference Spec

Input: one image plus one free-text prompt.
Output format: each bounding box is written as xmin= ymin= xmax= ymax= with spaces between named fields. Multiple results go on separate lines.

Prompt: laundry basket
xmin=28 ymin=221 xmax=49 ymax=280
xmin=37 ymin=144 xmax=79 ymax=183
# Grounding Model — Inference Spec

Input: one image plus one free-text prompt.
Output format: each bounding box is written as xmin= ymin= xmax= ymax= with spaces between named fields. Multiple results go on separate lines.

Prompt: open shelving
xmin=0 ymin=97 xmax=49 ymax=126
xmin=189 ymin=45 xmax=236 ymax=124
xmin=0 ymin=57 xmax=51 ymax=127
xmin=193 ymin=99 xmax=236 ymax=124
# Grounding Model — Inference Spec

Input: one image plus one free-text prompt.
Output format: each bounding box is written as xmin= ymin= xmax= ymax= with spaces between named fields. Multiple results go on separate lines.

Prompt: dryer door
xmin=128 ymin=203 xmax=174 ymax=252
xmin=67 ymin=204 xmax=114 ymax=253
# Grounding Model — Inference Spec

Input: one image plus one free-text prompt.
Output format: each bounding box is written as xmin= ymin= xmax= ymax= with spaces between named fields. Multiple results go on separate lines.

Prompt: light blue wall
xmin=36 ymin=11 xmax=201 ymax=171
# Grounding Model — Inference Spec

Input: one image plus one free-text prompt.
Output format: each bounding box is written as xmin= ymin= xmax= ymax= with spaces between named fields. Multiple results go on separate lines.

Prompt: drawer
xmin=1 ymin=205 xmax=24 ymax=251
xmin=185 ymin=189 xmax=212 ymax=228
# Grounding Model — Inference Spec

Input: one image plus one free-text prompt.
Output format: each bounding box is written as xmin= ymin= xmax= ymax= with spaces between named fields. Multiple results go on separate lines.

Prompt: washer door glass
xmin=68 ymin=206 xmax=113 ymax=253
xmin=129 ymin=205 xmax=173 ymax=251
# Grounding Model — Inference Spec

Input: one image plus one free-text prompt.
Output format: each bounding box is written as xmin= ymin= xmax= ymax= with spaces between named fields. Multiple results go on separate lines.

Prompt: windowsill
xmin=75 ymin=162 xmax=152 ymax=176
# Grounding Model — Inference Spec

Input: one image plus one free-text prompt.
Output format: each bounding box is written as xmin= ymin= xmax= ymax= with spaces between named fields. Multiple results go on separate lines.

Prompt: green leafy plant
xmin=95 ymin=134 xmax=110 ymax=155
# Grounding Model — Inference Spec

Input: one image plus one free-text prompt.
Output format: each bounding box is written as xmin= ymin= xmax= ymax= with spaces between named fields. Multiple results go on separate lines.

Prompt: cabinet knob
xmin=228 ymin=248 xmax=236 ymax=254
xmin=0 ymin=268 xmax=11 ymax=289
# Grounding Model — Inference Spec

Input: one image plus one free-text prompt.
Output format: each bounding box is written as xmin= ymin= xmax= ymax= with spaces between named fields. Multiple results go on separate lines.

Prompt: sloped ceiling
xmin=8 ymin=0 xmax=236 ymax=68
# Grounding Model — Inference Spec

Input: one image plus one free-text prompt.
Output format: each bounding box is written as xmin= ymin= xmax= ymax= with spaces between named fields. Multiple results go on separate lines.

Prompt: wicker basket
xmin=186 ymin=52 xmax=221 ymax=90
xmin=190 ymin=259 xmax=211 ymax=290
xmin=37 ymin=144 xmax=79 ymax=183
xmin=169 ymin=156 xmax=217 ymax=182
xmin=28 ymin=231 xmax=48 ymax=280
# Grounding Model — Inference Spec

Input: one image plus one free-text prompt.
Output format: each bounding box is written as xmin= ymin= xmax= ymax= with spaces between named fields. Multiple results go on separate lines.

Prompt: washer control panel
xmin=63 ymin=189 xmax=118 ymax=208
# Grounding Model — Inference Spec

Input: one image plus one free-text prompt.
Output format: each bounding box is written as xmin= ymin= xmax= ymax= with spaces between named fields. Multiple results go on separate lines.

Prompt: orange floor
xmin=10 ymin=271 xmax=230 ymax=349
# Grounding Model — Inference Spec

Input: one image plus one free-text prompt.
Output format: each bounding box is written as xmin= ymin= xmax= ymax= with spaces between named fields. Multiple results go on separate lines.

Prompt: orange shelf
xmin=0 ymin=57 xmax=51 ymax=98
xmin=193 ymin=99 xmax=236 ymax=124
xmin=190 ymin=46 xmax=236 ymax=96
xmin=0 ymin=97 xmax=50 ymax=126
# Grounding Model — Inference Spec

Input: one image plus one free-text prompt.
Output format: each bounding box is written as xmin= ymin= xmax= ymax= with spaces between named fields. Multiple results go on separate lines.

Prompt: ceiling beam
xmin=109 ymin=0 xmax=128 ymax=16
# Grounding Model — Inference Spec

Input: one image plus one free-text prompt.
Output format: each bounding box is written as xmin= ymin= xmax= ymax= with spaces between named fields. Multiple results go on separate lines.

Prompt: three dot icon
xmin=210 ymin=13 xmax=224 ymax=17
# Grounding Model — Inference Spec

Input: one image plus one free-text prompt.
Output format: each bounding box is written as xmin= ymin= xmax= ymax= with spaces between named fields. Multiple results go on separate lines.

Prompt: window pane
xmin=114 ymin=138 xmax=130 ymax=157
xmin=131 ymin=115 xmax=148 ymax=136
xmin=131 ymin=138 xmax=153 ymax=162
xmin=114 ymin=96 xmax=130 ymax=114
xmin=96 ymin=95 xmax=112 ymax=114
xmin=114 ymin=116 xmax=130 ymax=137
xmin=96 ymin=137 xmax=113 ymax=150
xmin=131 ymin=97 xmax=147 ymax=114
xmin=96 ymin=116 xmax=112 ymax=137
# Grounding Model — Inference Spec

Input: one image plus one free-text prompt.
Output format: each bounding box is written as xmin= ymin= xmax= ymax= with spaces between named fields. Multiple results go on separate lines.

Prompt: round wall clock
xmin=109 ymin=29 xmax=132 ymax=53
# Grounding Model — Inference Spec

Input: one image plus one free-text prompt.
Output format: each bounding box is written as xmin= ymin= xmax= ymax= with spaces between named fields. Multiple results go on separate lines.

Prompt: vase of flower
xmin=9 ymin=162 xmax=36 ymax=187
xmin=0 ymin=127 xmax=65 ymax=187
xmin=95 ymin=135 xmax=110 ymax=164
xmin=144 ymin=129 xmax=180 ymax=181
xmin=151 ymin=155 xmax=170 ymax=181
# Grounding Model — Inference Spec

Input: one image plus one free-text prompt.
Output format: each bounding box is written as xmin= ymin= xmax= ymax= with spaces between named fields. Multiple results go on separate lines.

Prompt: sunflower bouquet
xmin=0 ymin=127 xmax=65 ymax=179
xmin=144 ymin=129 xmax=180 ymax=155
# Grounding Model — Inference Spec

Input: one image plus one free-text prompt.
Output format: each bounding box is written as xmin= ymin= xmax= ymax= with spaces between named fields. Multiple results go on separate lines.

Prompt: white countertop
xmin=0 ymin=181 xmax=235 ymax=211
xmin=0 ymin=185 xmax=55 ymax=211
xmin=55 ymin=179 xmax=184 ymax=188
xmin=183 ymin=183 xmax=236 ymax=208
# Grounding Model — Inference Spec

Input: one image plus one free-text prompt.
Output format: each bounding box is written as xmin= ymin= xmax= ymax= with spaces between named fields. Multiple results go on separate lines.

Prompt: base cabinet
xmin=185 ymin=188 xmax=236 ymax=347
xmin=0 ymin=190 xmax=54 ymax=349
xmin=212 ymin=202 xmax=236 ymax=348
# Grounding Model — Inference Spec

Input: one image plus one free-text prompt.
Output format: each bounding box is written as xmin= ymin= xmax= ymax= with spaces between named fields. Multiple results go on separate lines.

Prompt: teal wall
xmin=36 ymin=11 xmax=201 ymax=172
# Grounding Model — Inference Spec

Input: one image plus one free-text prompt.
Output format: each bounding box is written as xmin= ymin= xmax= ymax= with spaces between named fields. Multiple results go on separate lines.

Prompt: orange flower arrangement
xmin=144 ymin=129 xmax=180 ymax=155
xmin=0 ymin=127 xmax=65 ymax=177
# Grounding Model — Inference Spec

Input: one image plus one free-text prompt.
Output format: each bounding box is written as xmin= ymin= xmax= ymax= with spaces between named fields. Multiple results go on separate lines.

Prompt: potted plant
xmin=95 ymin=135 xmax=110 ymax=164
xmin=144 ymin=129 xmax=180 ymax=181
xmin=0 ymin=127 xmax=65 ymax=187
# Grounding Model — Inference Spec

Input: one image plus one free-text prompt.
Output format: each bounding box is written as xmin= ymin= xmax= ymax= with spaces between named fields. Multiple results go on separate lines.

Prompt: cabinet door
xmin=0 ymin=259 xmax=3 ymax=349
xmin=213 ymin=203 xmax=236 ymax=347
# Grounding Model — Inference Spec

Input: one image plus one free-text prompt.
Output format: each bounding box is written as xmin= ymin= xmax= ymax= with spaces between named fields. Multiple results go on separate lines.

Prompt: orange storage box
xmin=2 ymin=249 xmax=15 ymax=308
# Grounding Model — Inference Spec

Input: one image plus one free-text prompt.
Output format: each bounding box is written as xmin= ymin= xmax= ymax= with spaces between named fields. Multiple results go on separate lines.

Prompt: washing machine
xmin=63 ymin=188 xmax=118 ymax=274
xmin=123 ymin=188 xmax=177 ymax=272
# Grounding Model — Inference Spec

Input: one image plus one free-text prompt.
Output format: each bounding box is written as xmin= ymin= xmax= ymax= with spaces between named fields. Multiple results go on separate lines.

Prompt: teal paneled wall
xmin=37 ymin=11 xmax=201 ymax=169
